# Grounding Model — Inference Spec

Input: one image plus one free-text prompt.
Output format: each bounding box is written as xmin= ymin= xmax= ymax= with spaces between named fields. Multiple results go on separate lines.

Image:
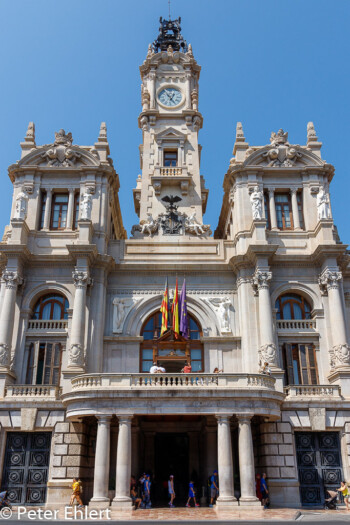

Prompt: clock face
xmin=158 ymin=88 xmax=183 ymax=107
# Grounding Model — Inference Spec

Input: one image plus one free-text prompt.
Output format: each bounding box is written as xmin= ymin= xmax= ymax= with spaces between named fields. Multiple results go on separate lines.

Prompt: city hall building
xmin=0 ymin=17 xmax=349 ymax=510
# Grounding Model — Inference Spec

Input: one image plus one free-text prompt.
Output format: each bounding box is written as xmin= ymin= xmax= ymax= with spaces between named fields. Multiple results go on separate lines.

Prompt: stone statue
xmin=14 ymin=189 xmax=29 ymax=220
xmin=185 ymin=212 xmax=211 ymax=236
xmin=250 ymin=186 xmax=263 ymax=220
xmin=317 ymin=186 xmax=331 ymax=220
xmin=140 ymin=213 xmax=158 ymax=236
xmin=208 ymin=298 xmax=232 ymax=333
xmin=112 ymin=297 xmax=136 ymax=333
xmin=80 ymin=192 xmax=93 ymax=220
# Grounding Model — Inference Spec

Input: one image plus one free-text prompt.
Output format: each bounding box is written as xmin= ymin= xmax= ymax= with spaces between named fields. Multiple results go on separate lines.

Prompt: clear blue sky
xmin=0 ymin=0 xmax=349 ymax=242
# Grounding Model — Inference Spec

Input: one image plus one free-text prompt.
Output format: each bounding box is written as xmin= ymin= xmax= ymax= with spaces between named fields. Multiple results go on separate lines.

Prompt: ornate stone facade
xmin=0 ymin=15 xmax=349 ymax=512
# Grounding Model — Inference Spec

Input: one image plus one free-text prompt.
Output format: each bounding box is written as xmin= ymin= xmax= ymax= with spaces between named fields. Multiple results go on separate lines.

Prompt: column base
xmin=216 ymin=496 xmax=239 ymax=507
xmin=89 ymin=497 xmax=110 ymax=507
xmin=111 ymin=497 xmax=134 ymax=509
xmin=239 ymin=497 xmax=262 ymax=507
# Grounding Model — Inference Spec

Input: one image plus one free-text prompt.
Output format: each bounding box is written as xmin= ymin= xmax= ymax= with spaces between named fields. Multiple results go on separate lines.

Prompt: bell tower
xmin=132 ymin=17 xmax=210 ymax=238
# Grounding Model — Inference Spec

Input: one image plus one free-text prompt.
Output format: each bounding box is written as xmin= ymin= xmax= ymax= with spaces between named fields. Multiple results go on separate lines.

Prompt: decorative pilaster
xmin=149 ymin=70 xmax=156 ymax=109
xmin=319 ymin=269 xmax=350 ymax=368
xmin=66 ymin=189 xmax=76 ymax=230
xmin=113 ymin=416 xmax=133 ymax=508
xmin=216 ymin=415 xmax=237 ymax=507
xmin=91 ymin=415 xmax=112 ymax=504
xmin=268 ymin=188 xmax=278 ymax=230
xmin=68 ymin=268 xmax=92 ymax=369
xmin=42 ymin=189 xmax=52 ymax=230
xmin=252 ymin=268 xmax=278 ymax=367
xmin=185 ymin=70 xmax=192 ymax=109
xmin=237 ymin=414 xmax=260 ymax=505
xmin=0 ymin=270 xmax=23 ymax=369
xmin=290 ymin=188 xmax=301 ymax=230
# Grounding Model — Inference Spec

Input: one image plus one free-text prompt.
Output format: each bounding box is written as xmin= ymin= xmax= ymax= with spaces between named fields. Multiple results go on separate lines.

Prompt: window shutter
xmin=284 ymin=343 xmax=294 ymax=385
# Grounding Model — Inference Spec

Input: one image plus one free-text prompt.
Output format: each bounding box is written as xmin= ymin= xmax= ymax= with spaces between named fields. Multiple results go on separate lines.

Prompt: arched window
xmin=275 ymin=293 xmax=311 ymax=320
xmin=140 ymin=311 xmax=203 ymax=373
xmin=32 ymin=293 xmax=68 ymax=320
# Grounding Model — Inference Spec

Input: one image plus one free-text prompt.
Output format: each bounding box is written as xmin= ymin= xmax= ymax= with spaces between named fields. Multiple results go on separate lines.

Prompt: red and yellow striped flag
xmin=160 ymin=278 xmax=169 ymax=336
xmin=172 ymin=278 xmax=180 ymax=339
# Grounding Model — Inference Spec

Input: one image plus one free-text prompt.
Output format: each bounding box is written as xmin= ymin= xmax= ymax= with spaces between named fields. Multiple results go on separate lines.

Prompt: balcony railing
xmin=71 ymin=373 xmax=276 ymax=391
xmin=27 ymin=319 xmax=68 ymax=331
xmin=284 ymin=384 xmax=341 ymax=398
xmin=5 ymin=385 xmax=62 ymax=399
xmin=159 ymin=167 xmax=184 ymax=177
xmin=276 ymin=319 xmax=316 ymax=331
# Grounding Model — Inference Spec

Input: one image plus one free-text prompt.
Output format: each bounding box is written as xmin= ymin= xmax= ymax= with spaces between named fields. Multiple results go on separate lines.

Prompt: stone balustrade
xmin=276 ymin=319 xmax=316 ymax=331
xmin=71 ymin=373 xmax=276 ymax=391
xmin=5 ymin=384 xmax=62 ymax=399
xmin=159 ymin=166 xmax=184 ymax=176
xmin=284 ymin=384 xmax=341 ymax=398
xmin=27 ymin=319 xmax=68 ymax=331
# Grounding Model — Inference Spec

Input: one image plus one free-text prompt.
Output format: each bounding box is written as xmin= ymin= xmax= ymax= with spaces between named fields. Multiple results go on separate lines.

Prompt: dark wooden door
xmin=1 ymin=432 xmax=51 ymax=505
xmin=296 ymin=432 xmax=342 ymax=506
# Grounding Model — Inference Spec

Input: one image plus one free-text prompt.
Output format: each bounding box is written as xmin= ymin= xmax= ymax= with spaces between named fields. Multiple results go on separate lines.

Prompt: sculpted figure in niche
xmin=250 ymin=186 xmax=263 ymax=220
xmin=112 ymin=298 xmax=134 ymax=333
xmin=14 ymin=189 xmax=29 ymax=220
xmin=80 ymin=192 xmax=93 ymax=220
xmin=317 ymin=186 xmax=331 ymax=220
xmin=208 ymin=298 xmax=232 ymax=333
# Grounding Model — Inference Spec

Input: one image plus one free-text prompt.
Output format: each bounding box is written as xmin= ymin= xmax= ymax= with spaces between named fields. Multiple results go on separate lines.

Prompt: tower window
xmin=164 ymin=150 xmax=178 ymax=167
xmin=51 ymin=194 xmax=68 ymax=230
xmin=275 ymin=194 xmax=293 ymax=230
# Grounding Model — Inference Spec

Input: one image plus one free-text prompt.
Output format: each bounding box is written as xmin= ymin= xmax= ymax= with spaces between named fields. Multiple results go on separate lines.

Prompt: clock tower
xmin=132 ymin=17 xmax=210 ymax=238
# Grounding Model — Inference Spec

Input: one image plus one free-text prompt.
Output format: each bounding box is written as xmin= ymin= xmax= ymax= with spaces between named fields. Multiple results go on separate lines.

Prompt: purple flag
xmin=179 ymin=279 xmax=189 ymax=339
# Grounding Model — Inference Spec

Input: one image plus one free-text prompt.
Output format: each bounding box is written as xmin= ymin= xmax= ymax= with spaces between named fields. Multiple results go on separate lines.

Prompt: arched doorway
xmin=140 ymin=311 xmax=203 ymax=373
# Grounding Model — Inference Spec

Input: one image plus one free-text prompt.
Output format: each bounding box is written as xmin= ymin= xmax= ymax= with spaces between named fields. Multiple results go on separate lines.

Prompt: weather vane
xmin=168 ymin=0 xmax=171 ymax=19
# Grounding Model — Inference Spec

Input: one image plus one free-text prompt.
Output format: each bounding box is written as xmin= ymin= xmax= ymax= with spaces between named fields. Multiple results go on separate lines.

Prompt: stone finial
xmin=94 ymin=122 xmax=110 ymax=160
xmin=306 ymin=121 xmax=322 ymax=157
xmin=147 ymin=44 xmax=153 ymax=59
xmin=20 ymin=122 xmax=36 ymax=157
xmin=98 ymin=122 xmax=108 ymax=141
xmin=233 ymin=122 xmax=249 ymax=160
xmin=187 ymin=43 xmax=193 ymax=57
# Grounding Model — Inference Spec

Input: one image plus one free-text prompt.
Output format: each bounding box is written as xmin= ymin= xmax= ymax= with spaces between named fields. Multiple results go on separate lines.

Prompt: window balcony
xmin=151 ymin=166 xmax=191 ymax=195
xmin=27 ymin=319 xmax=68 ymax=332
xmin=284 ymin=384 xmax=341 ymax=398
xmin=5 ymin=384 xmax=62 ymax=400
xmin=276 ymin=319 xmax=316 ymax=331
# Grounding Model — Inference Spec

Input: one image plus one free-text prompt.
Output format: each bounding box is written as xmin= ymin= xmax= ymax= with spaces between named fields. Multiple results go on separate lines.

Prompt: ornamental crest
xmin=41 ymin=129 xmax=81 ymax=167
xmin=262 ymin=129 xmax=302 ymax=167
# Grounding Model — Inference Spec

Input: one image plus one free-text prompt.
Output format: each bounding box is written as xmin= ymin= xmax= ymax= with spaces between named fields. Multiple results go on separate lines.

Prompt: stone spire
xmin=20 ymin=122 xmax=36 ymax=158
xmin=306 ymin=121 xmax=322 ymax=158
xmin=94 ymin=122 xmax=110 ymax=160
xmin=233 ymin=122 xmax=249 ymax=161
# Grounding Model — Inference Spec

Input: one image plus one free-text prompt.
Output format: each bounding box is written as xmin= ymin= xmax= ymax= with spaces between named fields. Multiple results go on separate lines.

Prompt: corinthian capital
xmin=3 ymin=270 xmax=23 ymax=290
xmin=319 ymin=269 xmax=342 ymax=295
xmin=72 ymin=269 xmax=92 ymax=289
xmin=251 ymin=269 xmax=272 ymax=295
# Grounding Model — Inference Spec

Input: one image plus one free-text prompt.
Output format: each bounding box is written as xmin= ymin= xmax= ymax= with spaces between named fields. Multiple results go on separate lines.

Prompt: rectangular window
xmin=51 ymin=194 xmax=68 ymax=230
xmin=164 ymin=150 xmax=178 ymax=167
xmin=72 ymin=193 xmax=79 ymax=230
xmin=39 ymin=192 xmax=47 ymax=230
xmin=297 ymin=191 xmax=304 ymax=229
xmin=26 ymin=342 xmax=62 ymax=385
xmin=283 ymin=343 xmax=318 ymax=386
xmin=275 ymin=194 xmax=293 ymax=230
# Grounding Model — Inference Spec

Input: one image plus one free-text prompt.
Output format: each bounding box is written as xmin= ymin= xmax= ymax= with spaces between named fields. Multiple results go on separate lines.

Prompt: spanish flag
xmin=172 ymin=278 xmax=180 ymax=338
xmin=160 ymin=278 xmax=169 ymax=336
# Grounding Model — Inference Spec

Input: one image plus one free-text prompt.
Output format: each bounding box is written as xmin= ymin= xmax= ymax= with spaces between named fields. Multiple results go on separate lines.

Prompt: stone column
xmin=91 ymin=415 xmax=112 ymax=504
xmin=0 ymin=275 xmax=6 ymax=319
xmin=252 ymin=268 xmax=278 ymax=367
xmin=319 ymin=269 xmax=350 ymax=368
xmin=237 ymin=414 xmax=260 ymax=505
xmin=42 ymin=189 xmax=52 ymax=230
xmin=290 ymin=188 xmax=301 ymax=230
xmin=0 ymin=270 xmax=23 ymax=369
xmin=66 ymin=189 xmax=75 ymax=230
xmin=268 ymin=188 xmax=278 ymax=230
xmin=68 ymin=268 xmax=91 ymax=369
xmin=185 ymin=70 xmax=192 ymax=109
xmin=149 ymin=70 xmax=156 ymax=109
xmin=216 ymin=415 xmax=237 ymax=506
xmin=113 ymin=416 xmax=133 ymax=508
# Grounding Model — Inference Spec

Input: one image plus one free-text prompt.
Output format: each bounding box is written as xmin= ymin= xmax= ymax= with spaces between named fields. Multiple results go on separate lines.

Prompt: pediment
xmin=156 ymin=127 xmax=187 ymax=143
xmin=244 ymin=145 xmax=324 ymax=168
xmin=19 ymin=145 xmax=100 ymax=168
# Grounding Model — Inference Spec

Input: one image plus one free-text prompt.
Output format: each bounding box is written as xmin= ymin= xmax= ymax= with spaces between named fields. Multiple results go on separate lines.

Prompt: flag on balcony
xmin=160 ymin=278 xmax=169 ymax=336
xmin=179 ymin=278 xmax=189 ymax=339
xmin=171 ymin=278 xmax=180 ymax=338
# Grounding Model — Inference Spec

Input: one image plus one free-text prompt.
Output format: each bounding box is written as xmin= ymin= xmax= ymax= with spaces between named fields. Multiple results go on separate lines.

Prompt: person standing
xmin=337 ymin=481 xmax=350 ymax=510
xmin=261 ymin=473 xmax=269 ymax=509
xmin=186 ymin=481 xmax=200 ymax=507
xmin=69 ymin=478 xmax=83 ymax=508
xmin=168 ymin=475 xmax=175 ymax=507
xmin=143 ymin=474 xmax=152 ymax=509
xmin=209 ymin=470 xmax=219 ymax=507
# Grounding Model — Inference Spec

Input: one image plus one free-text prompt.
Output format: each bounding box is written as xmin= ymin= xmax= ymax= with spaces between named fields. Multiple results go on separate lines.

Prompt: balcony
xmin=151 ymin=166 xmax=191 ymax=195
xmin=5 ymin=384 xmax=62 ymax=400
xmin=276 ymin=319 xmax=316 ymax=332
xmin=284 ymin=384 xmax=342 ymax=399
xmin=27 ymin=319 xmax=68 ymax=332
xmin=63 ymin=372 xmax=284 ymax=420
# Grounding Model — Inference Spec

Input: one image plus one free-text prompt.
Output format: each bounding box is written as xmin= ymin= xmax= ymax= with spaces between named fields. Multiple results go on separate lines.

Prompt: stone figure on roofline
xmin=80 ymin=192 xmax=93 ymax=220
xmin=317 ymin=186 xmax=331 ymax=220
xmin=14 ymin=188 xmax=29 ymax=220
xmin=250 ymin=186 xmax=263 ymax=220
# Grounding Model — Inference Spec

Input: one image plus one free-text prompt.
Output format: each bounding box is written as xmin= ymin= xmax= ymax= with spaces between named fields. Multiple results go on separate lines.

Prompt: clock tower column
xmin=132 ymin=17 xmax=210 ymax=239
